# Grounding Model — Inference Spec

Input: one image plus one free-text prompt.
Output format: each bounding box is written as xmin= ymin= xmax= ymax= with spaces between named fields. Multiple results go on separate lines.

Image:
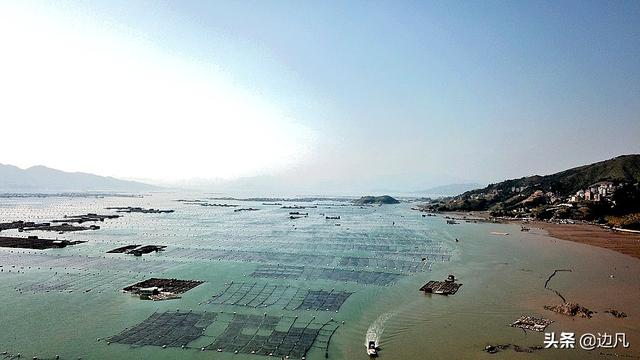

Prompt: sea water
xmin=0 ymin=193 xmax=639 ymax=359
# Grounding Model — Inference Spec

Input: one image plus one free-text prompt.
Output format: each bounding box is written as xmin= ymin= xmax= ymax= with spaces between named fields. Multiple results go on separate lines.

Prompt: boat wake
xmin=365 ymin=310 xmax=398 ymax=347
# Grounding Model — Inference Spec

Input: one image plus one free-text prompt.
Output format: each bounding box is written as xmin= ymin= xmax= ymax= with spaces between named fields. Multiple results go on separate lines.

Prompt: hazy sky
xmin=1 ymin=1 xmax=639 ymax=191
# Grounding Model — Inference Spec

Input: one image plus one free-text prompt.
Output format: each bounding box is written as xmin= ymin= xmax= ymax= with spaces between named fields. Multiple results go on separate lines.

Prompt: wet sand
xmin=519 ymin=221 xmax=640 ymax=260
xmin=445 ymin=211 xmax=640 ymax=261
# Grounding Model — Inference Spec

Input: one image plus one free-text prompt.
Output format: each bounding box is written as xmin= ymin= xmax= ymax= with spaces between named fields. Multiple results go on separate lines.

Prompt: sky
xmin=0 ymin=1 xmax=639 ymax=193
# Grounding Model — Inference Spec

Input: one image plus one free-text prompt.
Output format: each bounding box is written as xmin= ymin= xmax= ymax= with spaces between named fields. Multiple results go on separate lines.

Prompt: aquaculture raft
xmin=204 ymin=282 xmax=353 ymax=312
xmin=123 ymin=278 xmax=204 ymax=300
xmin=250 ymin=264 xmax=403 ymax=286
xmin=105 ymin=206 xmax=174 ymax=213
xmin=419 ymin=281 xmax=462 ymax=295
xmin=0 ymin=236 xmax=86 ymax=250
xmin=205 ymin=313 xmax=340 ymax=359
xmin=510 ymin=316 xmax=553 ymax=332
xmin=109 ymin=311 xmax=217 ymax=347
xmin=0 ymin=221 xmax=100 ymax=233
xmin=109 ymin=311 xmax=340 ymax=359
xmin=107 ymin=244 xmax=166 ymax=256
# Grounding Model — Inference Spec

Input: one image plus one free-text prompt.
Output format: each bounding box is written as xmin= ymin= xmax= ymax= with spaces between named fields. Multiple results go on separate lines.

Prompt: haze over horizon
xmin=1 ymin=1 xmax=639 ymax=193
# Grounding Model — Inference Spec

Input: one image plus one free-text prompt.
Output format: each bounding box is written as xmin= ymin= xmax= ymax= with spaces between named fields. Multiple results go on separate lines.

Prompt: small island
xmin=354 ymin=195 xmax=400 ymax=205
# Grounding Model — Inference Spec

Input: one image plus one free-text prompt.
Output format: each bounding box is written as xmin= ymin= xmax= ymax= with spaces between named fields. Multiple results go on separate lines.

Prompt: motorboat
xmin=367 ymin=340 xmax=378 ymax=357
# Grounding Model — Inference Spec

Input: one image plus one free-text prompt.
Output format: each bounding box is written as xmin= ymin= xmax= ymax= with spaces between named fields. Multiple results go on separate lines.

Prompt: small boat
xmin=367 ymin=340 xmax=378 ymax=357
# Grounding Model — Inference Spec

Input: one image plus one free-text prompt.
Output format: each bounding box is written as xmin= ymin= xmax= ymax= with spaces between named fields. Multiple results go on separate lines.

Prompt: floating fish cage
xmin=109 ymin=311 xmax=340 ymax=360
xmin=204 ymin=282 xmax=353 ymax=312
xmin=250 ymin=264 xmax=404 ymax=286
xmin=109 ymin=311 xmax=217 ymax=347
xmin=16 ymin=271 xmax=147 ymax=294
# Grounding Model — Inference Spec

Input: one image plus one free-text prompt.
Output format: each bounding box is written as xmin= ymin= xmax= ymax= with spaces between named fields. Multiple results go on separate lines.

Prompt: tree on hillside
xmin=612 ymin=184 xmax=640 ymax=214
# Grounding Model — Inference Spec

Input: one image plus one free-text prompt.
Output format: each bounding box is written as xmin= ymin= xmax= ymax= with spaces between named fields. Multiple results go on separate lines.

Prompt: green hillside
xmin=430 ymin=155 xmax=640 ymax=221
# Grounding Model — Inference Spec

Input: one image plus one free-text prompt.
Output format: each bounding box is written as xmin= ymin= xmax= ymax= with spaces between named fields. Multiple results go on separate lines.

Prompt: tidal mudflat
xmin=0 ymin=193 xmax=638 ymax=359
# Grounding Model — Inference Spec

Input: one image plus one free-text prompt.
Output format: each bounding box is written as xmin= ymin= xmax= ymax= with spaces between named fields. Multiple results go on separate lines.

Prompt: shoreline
xmin=442 ymin=211 xmax=640 ymax=260
xmin=522 ymin=220 xmax=640 ymax=260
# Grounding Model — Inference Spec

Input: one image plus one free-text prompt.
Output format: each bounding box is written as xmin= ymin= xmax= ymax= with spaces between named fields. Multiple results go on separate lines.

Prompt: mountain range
xmin=0 ymin=164 xmax=158 ymax=192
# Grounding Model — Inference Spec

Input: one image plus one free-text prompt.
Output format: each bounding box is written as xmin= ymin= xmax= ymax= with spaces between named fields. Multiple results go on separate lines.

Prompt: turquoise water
xmin=0 ymin=193 xmax=639 ymax=359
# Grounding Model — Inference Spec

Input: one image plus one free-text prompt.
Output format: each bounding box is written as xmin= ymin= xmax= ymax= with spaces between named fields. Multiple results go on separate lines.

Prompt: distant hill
xmin=419 ymin=183 xmax=484 ymax=197
xmin=0 ymin=164 xmax=159 ymax=192
xmin=354 ymin=195 xmax=400 ymax=205
xmin=432 ymin=154 xmax=640 ymax=213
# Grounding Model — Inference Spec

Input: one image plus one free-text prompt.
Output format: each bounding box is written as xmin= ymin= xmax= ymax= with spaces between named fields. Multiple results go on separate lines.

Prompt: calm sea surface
xmin=0 ymin=193 xmax=639 ymax=359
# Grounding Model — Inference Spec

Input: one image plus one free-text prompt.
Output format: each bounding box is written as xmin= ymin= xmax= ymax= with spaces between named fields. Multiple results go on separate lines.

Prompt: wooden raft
xmin=419 ymin=281 xmax=462 ymax=295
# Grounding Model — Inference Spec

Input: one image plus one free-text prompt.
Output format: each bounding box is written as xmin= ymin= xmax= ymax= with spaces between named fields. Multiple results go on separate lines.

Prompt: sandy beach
xmin=526 ymin=221 xmax=640 ymax=260
xmin=444 ymin=211 xmax=640 ymax=261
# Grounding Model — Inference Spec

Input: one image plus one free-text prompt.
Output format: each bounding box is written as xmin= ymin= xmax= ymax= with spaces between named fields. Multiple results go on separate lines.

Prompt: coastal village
xmin=568 ymin=181 xmax=618 ymax=203
xmin=472 ymin=181 xmax=625 ymax=218
xmin=424 ymin=155 xmax=640 ymax=231
xmin=500 ymin=181 xmax=619 ymax=205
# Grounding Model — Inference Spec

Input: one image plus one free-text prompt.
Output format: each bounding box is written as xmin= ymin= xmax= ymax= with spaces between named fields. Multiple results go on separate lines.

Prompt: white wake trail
xmin=365 ymin=310 xmax=398 ymax=346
